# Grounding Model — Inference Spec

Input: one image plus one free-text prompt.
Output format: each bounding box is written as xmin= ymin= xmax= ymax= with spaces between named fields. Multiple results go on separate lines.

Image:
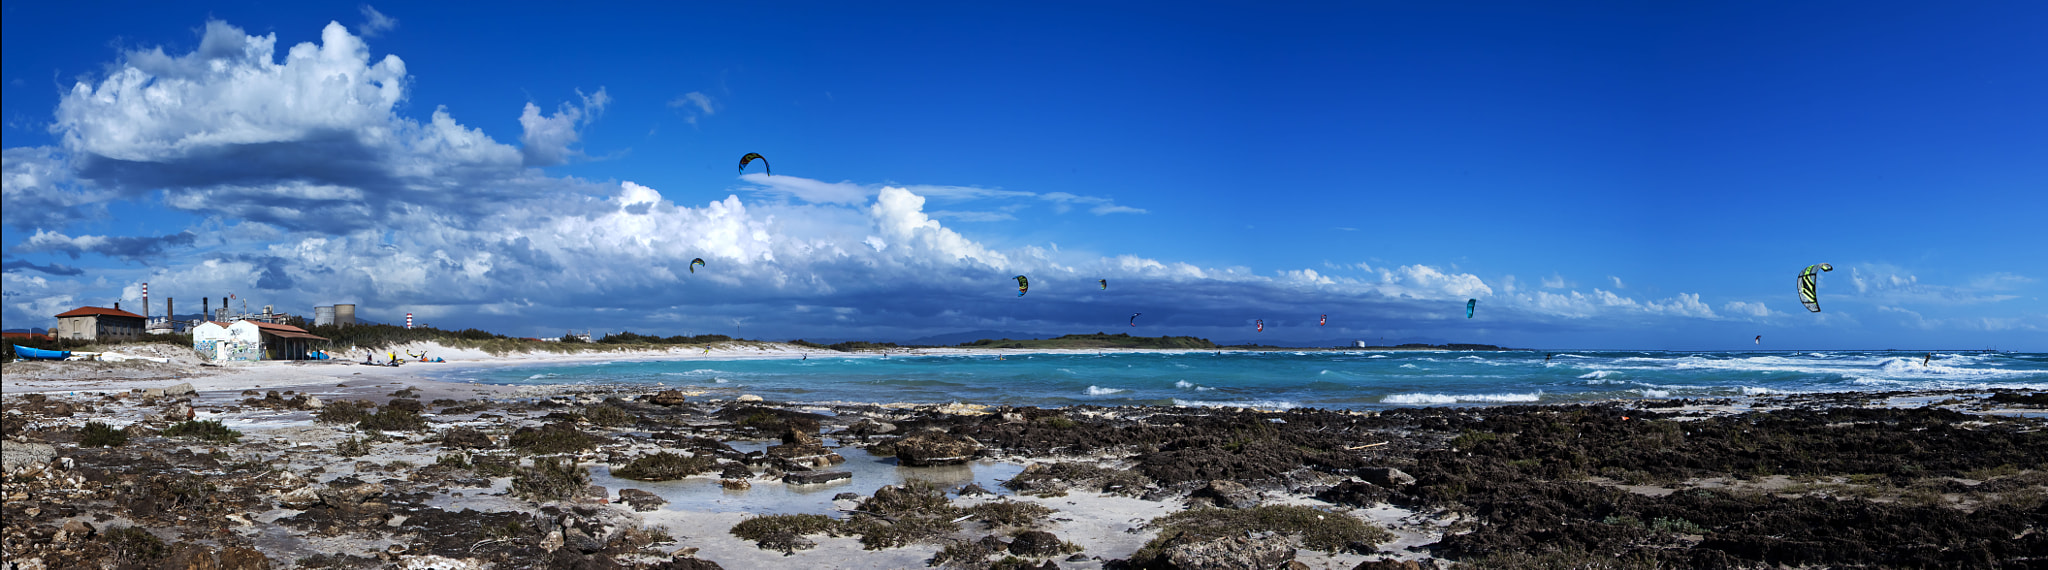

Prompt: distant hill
xmin=957 ymin=332 xmax=1217 ymax=350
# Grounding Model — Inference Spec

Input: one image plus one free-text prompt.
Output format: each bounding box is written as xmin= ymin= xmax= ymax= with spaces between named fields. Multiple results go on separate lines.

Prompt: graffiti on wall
xmin=193 ymin=339 xmax=260 ymax=362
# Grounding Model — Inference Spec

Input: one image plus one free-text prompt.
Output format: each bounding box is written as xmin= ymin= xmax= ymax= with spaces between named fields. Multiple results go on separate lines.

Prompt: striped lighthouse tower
xmin=141 ymin=282 xmax=149 ymax=320
xmin=406 ymin=313 xmax=414 ymax=329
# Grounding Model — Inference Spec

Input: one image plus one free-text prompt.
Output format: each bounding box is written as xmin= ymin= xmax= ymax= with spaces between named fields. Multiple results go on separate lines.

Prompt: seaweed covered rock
xmin=1161 ymin=533 xmax=1295 ymax=570
xmin=441 ymin=427 xmax=495 ymax=449
xmin=895 ymin=430 xmax=981 ymax=467
xmin=1191 ymin=480 xmax=1261 ymax=509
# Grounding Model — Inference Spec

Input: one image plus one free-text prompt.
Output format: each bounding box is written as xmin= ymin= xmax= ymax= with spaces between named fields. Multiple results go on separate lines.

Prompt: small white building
xmin=192 ymin=319 xmax=329 ymax=362
xmin=192 ymin=321 xmax=262 ymax=362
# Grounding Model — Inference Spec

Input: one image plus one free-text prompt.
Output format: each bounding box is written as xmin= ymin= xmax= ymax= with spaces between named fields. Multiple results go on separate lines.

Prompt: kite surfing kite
xmin=1466 ymin=299 xmax=1478 ymax=319
xmin=1013 ymin=275 xmax=1030 ymax=297
xmin=1798 ymin=263 xmax=1833 ymax=312
xmin=1099 ymin=279 xmax=1108 ymax=290
xmin=1129 ymin=313 xmax=1142 ymax=327
xmin=1755 ymin=335 xmax=1762 ymax=345
xmin=1319 ymin=314 xmax=1327 ymax=326
xmin=739 ymin=153 xmax=770 ymax=176
xmin=1255 ymin=319 xmax=1265 ymax=332
xmin=689 ymin=258 xmax=706 ymax=273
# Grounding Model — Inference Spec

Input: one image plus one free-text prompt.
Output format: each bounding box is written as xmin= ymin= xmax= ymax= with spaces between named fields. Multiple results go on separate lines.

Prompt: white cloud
xmin=1038 ymin=191 xmax=1147 ymax=215
xmin=1849 ymin=264 xmax=2022 ymax=305
xmin=358 ymin=5 xmax=398 ymax=37
xmin=1721 ymin=301 xmax=1775 ymax=319
xmin=667 ymin=91 xmax=715 ymax=125
xmin=741 ymin=173 xmax=868 ymax=204
xmin=1541 ymin=273 xmax=1566 ymax=289
xmin=519 ymin=87 xmax=610 ymax=166
xmin=1608 ymin=276 xmax=1625 ymax=289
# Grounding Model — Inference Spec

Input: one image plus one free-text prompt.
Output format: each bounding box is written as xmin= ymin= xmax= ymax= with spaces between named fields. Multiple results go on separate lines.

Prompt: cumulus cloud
xmin=2 ymin=147 xmax=112 ymax=230
xmin=519 ymin=87 xmax=610 ymax=167
xmin=1608 ymin=276 xmax=1625 ymax=289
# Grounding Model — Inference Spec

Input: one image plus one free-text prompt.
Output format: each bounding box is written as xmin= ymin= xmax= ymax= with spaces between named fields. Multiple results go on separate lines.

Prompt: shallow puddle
xmin=590 ymin=439 xmax=1027 ymax=516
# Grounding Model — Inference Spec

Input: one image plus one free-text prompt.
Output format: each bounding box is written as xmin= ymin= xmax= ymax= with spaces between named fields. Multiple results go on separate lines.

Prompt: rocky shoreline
xmin=3 ymin=381 xmax=2045 ymax=569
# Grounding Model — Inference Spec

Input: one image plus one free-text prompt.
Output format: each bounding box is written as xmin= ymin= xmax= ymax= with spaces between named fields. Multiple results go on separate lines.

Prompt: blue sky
xmin=4 ymin=1 xmax=2044 ymax=350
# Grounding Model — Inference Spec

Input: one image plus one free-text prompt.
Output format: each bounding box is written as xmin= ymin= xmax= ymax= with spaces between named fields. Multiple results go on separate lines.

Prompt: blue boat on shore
xmin=12 ymin=344 xmax=71 ymax=360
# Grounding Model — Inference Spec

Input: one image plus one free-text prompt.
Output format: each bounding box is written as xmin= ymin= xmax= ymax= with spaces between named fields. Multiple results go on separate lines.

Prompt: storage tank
xmin=334 ymin=304 xmax=357 ymax=326
xmin=314 ymin=306 xmax=336 ymax=327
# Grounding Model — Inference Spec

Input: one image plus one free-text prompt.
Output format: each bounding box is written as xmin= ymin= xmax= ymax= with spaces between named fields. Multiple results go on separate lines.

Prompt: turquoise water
xmin=436 ymin=350 xmax=2048 ymax=410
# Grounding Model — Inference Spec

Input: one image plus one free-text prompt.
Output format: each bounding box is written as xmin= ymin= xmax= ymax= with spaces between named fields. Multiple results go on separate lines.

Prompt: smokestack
xmin=204 ymin=297 xmax=209 ymax=321
xmin=143 ymin=282 xmax=149 ymax=320
xmin=114 ymin=302 xmax=120 ymax=311
xmin=167 ymin=298 xmax=174 ymax=331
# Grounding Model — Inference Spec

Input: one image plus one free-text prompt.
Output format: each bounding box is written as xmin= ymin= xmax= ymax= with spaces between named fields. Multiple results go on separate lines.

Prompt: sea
xmin=433 ymin=350 xmax=2048 ymax=411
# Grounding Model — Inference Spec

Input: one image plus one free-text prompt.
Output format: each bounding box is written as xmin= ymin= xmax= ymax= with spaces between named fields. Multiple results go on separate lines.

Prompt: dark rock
xmin=1161 ymin=533 xmax=1295 ymax=570
xmin=219 ymin=546 xmax=271 ymax=570
xmin=1010 ymin=530 xmax=1065 ymax=557
xmin=782 ymin=423 xmax=822 ymax=446
xmin=619 ymin=488 xmax=668 ymax=512
xmin=833 ymin=492 xmax=861 ymax=501
xmin=1192 ymin=480 xmax=1261 ymax=509
xmin=783 ymin=471 xmax=852 ymax=485
xmin=58 ymin=519 xmax=95 ymax=540
xmin=163 ymin=542 xmax=219 ymax=570
xmin=720 ymin=463 xmax=753 ymax=479
xmin=650 ymin=390 xmax=690 ymax=406
xmin=895 ymin=430 xmax=981 ymax=467
xmin=957 ymin=483 xmax=992 ymax=496
xmin=1360 ymin=467 xmax=1415 ymax=489
xmin=848 ymin=418 xmax=898 ymax=437
xmin=384 ymin=398 xmax=425 ymax=412
xmin=441 ymin=427 xmax=495 ymax=449
xmin=565 ymin=526 xmax=606 ymax=553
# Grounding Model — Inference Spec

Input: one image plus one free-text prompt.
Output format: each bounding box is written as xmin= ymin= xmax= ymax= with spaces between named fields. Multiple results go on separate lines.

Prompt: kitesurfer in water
xmin=1544 ymin=354 xmax=1553 ymax=364
xmin=1925 ymin=353 xmax=1933 ymax=367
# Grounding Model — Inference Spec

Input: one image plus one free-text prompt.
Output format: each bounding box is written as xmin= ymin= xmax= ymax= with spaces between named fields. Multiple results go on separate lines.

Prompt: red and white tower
xmin=406 ymin=313 xmax=414 ymax=329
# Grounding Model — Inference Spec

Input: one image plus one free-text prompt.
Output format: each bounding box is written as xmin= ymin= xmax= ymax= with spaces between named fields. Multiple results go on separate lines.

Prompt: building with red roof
xmin=55 ymin=305 xmax=147 ymax=342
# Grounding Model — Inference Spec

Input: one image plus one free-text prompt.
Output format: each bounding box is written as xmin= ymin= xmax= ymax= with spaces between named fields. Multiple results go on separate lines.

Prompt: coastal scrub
xmin=1134 ymin=505 xmax=1394 ymax=562
xmin=161 ymin=420 xmax=241 ymax=444
xmin=511 ymin=456 xmax=591 ymax=502
xmin=610 ymin=451 xmax=714 ymax=481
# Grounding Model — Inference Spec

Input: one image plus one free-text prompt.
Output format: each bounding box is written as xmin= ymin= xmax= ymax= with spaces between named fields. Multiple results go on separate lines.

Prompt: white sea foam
xmin=1085 ymin=386 xmax=1126 ymax=396
xmin=1578 ymin=370 xmax=1621 ymax=380
xmin=1382 ymin=392 xmax=1542 ymax=405
xmin=1368 ymin=355 xmax=1388 ymax=358
xmin=660 ymin=369 xmax=724 ymax=376
xmin=1173 ymin=398 xmax=1299 ymax=410
xmin=1739 ymin=386 xmax=1779 ymax=395
xmin=1399 ymin=364 xmax=1419 ymax=369
xmin=527 ymin=373 xmax=557 ymax=380
xmin=1636 ymin=389 xmax=1671 ymax=398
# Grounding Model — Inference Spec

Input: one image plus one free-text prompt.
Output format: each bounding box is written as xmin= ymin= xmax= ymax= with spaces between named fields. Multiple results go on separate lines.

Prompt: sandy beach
xmin=4 ymin=342 xmax=2045 ymax=569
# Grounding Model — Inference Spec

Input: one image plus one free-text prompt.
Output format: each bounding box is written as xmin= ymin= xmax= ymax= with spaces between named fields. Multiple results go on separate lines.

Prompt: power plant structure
xmin=313 ymin=304 xmax=359 ymax=327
